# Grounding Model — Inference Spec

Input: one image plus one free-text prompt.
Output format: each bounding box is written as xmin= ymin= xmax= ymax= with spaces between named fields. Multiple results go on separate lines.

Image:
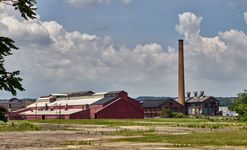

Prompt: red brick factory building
xmin=8 ymin=91 xmax=144 ymax=120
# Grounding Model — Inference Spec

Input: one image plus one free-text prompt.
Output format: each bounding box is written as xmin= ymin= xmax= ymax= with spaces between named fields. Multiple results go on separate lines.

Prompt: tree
xmin=0 ymin=0 xmax=36 ymax=95
xmin=0 ymin=107 xmax=7 ymax=122
xmin=230 ymin=92 xmax=247 ymax=121
xmin=160 ymin=108 xmax=186 ymax=118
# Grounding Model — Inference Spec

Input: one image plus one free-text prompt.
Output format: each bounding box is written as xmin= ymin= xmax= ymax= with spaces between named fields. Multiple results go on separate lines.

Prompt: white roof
xmin=93 ymin=92 xmax=107 ymax=96
xmin=50 ymin=94 xmax=68 ymax=96
xmin=36 ymin=97 xmax=50 ymax=102
xmin=49 ymin=97 xmax=102 ymax=106
xmin=21 ymin=109 xmax=82 ymax=115
xmin=26 ymin=96 xmax=103 ymax=108
xmin=27 ymin=102 xmax=48 ymax=108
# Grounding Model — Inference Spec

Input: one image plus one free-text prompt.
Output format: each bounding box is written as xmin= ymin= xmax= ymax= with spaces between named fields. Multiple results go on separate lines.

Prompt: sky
xmin=1 ymin=0 xmax=247 ymax=99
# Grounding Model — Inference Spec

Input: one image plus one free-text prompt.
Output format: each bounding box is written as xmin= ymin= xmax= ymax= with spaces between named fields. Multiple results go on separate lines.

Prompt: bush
xmin=0 ymin=108 xmax=7 ymax=122
xmin=161 ymin=109 xmax=186 ymax=118
xmin=0 ymin=122 xmax=40 ymax=132
xmin=230 ymin=92 xmax=247 ymax=121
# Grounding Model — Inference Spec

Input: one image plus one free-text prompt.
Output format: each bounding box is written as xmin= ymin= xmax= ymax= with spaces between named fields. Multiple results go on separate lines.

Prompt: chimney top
xmin=193 ymin=91 xmax=198 ymax=97
xmin=187 ymin=92 xmax=191 ymax=98
xmin=199 ymin=91 xmax=204 ymax=97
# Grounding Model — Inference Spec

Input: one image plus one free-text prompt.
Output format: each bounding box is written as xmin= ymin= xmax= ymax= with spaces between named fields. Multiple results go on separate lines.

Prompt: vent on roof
xmin=193 ymin=91 xmax=198 ymax=97
xmin=187 ymin=92 xmax=191 ymax=98
xmin=199 ymin=91 xmax=204 ymax=97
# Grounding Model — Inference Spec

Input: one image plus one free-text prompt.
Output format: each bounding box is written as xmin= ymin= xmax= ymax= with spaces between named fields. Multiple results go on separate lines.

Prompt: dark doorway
xmin=42 ymin=115 xmax=45 ymax=120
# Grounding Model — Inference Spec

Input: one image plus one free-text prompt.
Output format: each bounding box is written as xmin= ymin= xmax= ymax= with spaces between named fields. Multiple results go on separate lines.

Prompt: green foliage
xmin=0 ymin=121 xmax=39 ymax=132
xmin=215 ymin=97 xmax=236 ymax=107
xmin=12 ymin=0 xmax=37 ymax=20
xmin=114 ymin=128 xmax=155 ymax=136
xmin=0 ymin=37 xmax=24 ymax=95
xmin=160 ymin=109 xmax=186 ymax=118
xmin=0 ymin=0 xmax=36 ymax=95
xmin=28 ymin=119 xmax=151 ymax=126
xmin=231 ymin=92 xmax=247 ymax=121
xmin=113 ymin=130 xmax=247 ymax=146
xmin=0 ymin=107 xmax=7 ymax=122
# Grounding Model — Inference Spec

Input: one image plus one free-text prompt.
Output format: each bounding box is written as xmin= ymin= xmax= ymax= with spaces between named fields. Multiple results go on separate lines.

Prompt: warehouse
xmin=185 ymin=91 xmax=219 ymax=115
xmin=9 ymin=90 xmax=144 ymax=120
xmin=136 ymin=98 xmax=184 ymax=118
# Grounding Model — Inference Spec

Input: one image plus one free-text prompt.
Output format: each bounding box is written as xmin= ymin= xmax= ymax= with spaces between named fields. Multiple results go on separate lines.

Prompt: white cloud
xmin=0 ymin=4 xmax=176 ymax=98
xmin=2 ymin=3 xmax=247 ymax=98
xmin=176 ymin=12 xmax=202 ymax=40
xmin=177 ymin=12 xmax=247 ymax=94
xmin=243 ymin=11 xmax=247 ymax=25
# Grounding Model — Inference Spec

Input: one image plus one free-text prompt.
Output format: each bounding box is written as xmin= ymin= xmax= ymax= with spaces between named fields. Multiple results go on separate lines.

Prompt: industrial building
xmin=136 ymin=98 xmax=184 ymax=118
xmin=8 ymin=91 xmax=144 ymax=120
xmin=185 ymin=91 xmax=219 ymax=115
xmin=219 ymin=107 xmax=238 ymax=117
xmin=177 ymin=39 xmax=219 ymax=116
xmin=0 ymin=98 xmax=34 ymax=112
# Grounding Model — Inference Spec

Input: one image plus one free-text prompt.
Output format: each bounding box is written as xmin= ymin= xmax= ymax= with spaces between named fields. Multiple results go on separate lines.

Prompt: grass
xmin=113 ymin=127 xmax=156 ymax=136
xmin=3 ymin=118 xmax=247 ymax=147
xmin=28 ymin=119 xmax=149 ymax=126
xmin=113 ymin=130 xmax=247 ymax=146
xmin=144 ymin=118 xmax=209 ymax=123
xmin=0 ymin=121 xmax=40 ymax=132
xmin=61 ymin=140 xmax=92 ymax=146
xmin=25 ymin=118 xmax=247 ymax=129
xmin=26 ymin=118 xmax=214 ymax=126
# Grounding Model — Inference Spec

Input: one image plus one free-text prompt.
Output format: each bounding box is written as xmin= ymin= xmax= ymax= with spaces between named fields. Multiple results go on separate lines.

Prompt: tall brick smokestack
xmin=178 ymin=39 xmax=185 ymax=105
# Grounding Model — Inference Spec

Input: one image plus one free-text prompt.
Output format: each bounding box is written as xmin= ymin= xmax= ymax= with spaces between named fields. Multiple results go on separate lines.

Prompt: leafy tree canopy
xmin=0 ymin=107 xmax=7 ymax=122
xmin=230 ymin=92 xmax=247 ymax=121
xmin=0 ymin=0 xmax=36 ymax=95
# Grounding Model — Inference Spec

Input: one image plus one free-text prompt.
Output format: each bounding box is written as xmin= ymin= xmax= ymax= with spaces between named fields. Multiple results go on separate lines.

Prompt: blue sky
xmin=1 ymin=0 xmax=247 ymax=98
xmin=37 ymin=0 xmax=247 ymax=47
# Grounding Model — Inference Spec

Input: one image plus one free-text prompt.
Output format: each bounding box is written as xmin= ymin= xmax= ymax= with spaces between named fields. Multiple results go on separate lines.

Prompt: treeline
xmin=215 ymin=97 xmax=236 ymax=107
xmin=0 ymin=98 xmax=36 ymax=101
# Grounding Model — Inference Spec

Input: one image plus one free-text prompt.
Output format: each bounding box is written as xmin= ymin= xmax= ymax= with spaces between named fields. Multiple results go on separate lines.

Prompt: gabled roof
xmin=68 ymin=91 xmax=94 ymax=97
xmin=8 ymin=98 xmax=22 ymax=102
xmin=186 ymin=96 xmax=215 ymax=103
xmin=138 ymin=98 xmax=174 ymax=108
xmin=91 ymin=96 xmax=117 ymax=105
xmin=106 ymin=91 xmax=124 ymax=94
xmin=21 ymin=109 xmax=83 ymax=115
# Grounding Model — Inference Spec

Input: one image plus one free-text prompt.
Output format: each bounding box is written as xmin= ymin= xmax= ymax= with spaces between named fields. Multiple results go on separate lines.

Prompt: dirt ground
xmin=0 ymin=124 xmax=246 ymax=150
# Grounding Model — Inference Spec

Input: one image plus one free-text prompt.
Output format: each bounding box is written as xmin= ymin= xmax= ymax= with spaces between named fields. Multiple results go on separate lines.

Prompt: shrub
xmin=230 ymin=92 xmax=247 ymax=121
xmin=0 ymin=108 xmax=7 ymax=122
xmin=161 ymin=109 xmax=186 ymax=118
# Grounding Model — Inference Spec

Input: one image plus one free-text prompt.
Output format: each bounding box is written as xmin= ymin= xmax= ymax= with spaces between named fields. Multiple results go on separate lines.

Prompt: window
xmin=45 ymin=103 xmax=48 ymax=110
xmin=65 ymin=104 xmax=68 ymax=110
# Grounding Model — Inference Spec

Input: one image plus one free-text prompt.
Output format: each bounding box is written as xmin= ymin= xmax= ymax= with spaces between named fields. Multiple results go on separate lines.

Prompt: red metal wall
xmin=96 ymin=99 xmax=144 ymax=119
xmin=69 ymin=109 xmax=90 ymax=119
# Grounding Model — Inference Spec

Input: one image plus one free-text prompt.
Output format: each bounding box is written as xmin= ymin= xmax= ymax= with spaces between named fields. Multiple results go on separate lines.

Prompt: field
xmin=0 ymin=118 xmax=247 ymax=150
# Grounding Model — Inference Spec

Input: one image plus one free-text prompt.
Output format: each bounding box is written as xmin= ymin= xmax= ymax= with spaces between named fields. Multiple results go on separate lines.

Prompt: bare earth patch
xmin=0 ymin=123 xmax=247 ymax=150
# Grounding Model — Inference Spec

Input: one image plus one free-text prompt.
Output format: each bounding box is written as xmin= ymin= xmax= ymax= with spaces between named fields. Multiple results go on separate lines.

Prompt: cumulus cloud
xmin=2 ymin=2 xmax=247 ymax=98
xmin=176 ymin=12 xmax=247 ymax=94
xmin=0 ymin=4 xmax=176 ymax=98
xmin=243 ymin=11 xmax=247 ymax=25
xmin=65 ymin=0 xmax=133 ymax=7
